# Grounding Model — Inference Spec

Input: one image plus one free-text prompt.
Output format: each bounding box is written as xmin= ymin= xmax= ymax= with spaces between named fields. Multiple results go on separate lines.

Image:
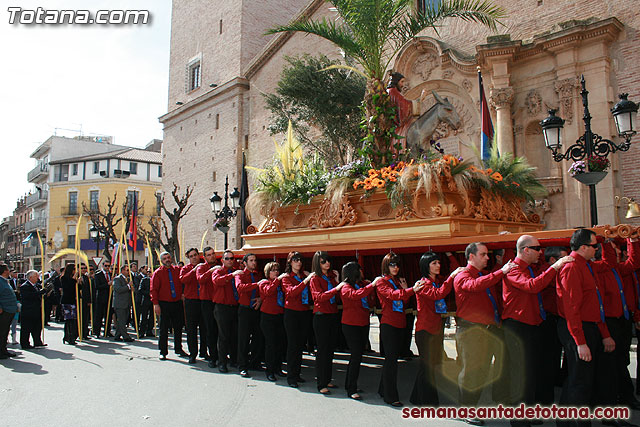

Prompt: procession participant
xmin=8 ymin=269 xmax=20 ymax=345
xmin=309 ymin=251 xmax=344 ymax=395
xmin=339 ymin=261 xmax=378 ymax=400
xmin=535 ymin=246 xmax=569 ymax=404
xmin=235 ymin=253 xmax=264 ymax=378
xmin=60 ymin=264 xmax=80 ymax=345
xmin=93 ymin=261 xmax=112 ymax=337
xmin=502 ymin=236 xmax=573 ymax=423
xmin=19 ymin=270 xmax=48 ymax=349
xmin=556 ymin=229 xmax=616 ymax=424
xmin=410 ymin=252 xmax=464 ymax=406
xmin=151 ymin=252 xmax=187 ymax=360
xmin=196 ymin=247 xmax=220 ymax=368
xmin=112 ymin=264 xmax=134 ymax=342
xmin=180 ymin=248 xmax=205 ymax=364
xmin=137 ymin=266 xmax=154 ymax=338
xmin=454 ymin=243 xmax=515 ymax=426
xmin=376 ymin=252 xmax=424 ymax=407
xmin=211 ymin=250 xmax=243 ymax=373
xmin=0 ymin=264 xmax=18 ymax=359
xmin=258 ymin=262 xmax=286 ymax=382
xmin=281 ymin=251 xmax=313 ymax=388
xmin=80 ymin=264 xmax=93 ymax=340
xmin=129 ymin=261 xmax=142 ymax=327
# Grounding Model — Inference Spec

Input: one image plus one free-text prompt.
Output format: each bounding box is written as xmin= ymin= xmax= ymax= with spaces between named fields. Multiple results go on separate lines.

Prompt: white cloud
xmin=0 ymin=0 xmax=171 ymax=217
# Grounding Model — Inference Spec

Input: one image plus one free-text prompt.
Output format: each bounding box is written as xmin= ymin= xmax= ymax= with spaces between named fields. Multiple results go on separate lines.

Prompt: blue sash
xmin=478 ymin=272 xmax=500 ymax=324
xmin=250 ymin=272 xmax=257 ymax=305
xmin=229 ymin=268 xmax=239 ymax=301
xmin=633 ymin=272 xmax=640 ymax=311
xmin=585 ymin=263 xmax=606 ymax=322
xmin=277 ymin=283 xmax=285 ymax=307
xmin=167 ymin=270 xmax=177 ymax=298
xmin=611 ymin=268 xmax=630 ymax=320
xmin=431 ymin=280 xmax=447 ymax=314
xmin=323 ymin=274 xmax=335 ymax=304
xmin=388 ymin=278 xmax=404 ymax=313
xmin=527 ymin=266 xmax=547 ymax=321
xmin=353 ymin=283 xmax=370 ymax=309
xmin=295 ymin=275 xmax=309 ymax=304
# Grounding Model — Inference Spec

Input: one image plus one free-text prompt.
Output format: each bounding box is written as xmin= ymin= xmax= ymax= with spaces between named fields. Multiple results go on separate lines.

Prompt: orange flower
xmin=490 ymin=172 xmax=503 ymax=182
xmin=511 ymin=181 xmax=520 ymax=187
xmin=368 ymin=169 xmax=378 ymax=177
xmin=469 ymin=166 xmax=480 ymax=173
xmin=389 ymin=176 xmax=397 ymax=182
xmin=485 ymin=168 xmax=493 ymax=175
xmin=375 ymin=179 xmax=385 ymax=188
xmin=364 ymin=184 xmax=373 ymax=190
xmin=353 ymin=181 xmax=362 ymax=190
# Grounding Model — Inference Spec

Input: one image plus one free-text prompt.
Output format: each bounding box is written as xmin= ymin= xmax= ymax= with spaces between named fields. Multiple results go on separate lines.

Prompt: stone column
xmin=489 ymin=87 xmax=515 ymax=155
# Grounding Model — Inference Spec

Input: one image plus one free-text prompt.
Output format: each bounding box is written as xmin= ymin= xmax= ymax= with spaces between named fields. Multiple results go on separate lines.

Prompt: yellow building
xmin=27 ymin=136 xmax=162 ymax=270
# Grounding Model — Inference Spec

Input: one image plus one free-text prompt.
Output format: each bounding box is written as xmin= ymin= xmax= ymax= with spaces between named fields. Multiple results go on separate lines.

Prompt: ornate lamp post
xmin=540 ymin=75 xmax=638 ymax=226
xmin=89 ymin=224 xmax=102 ymax=258
xmin=210 ymin=176 xmax=241 ymax=250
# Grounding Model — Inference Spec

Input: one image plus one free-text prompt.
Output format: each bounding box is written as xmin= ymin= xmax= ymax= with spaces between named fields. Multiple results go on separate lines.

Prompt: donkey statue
xmin=405 ymin=91 xmax=462 ymax=155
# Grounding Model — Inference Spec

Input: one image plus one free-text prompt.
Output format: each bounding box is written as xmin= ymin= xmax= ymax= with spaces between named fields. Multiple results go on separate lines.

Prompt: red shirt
xmin=195 ymin=263 xmax=216 ymax=301
xmin=212 ymin=267 xmax=238 ymax=306
xmin=310 ymin=273 xmax=340 ymax=314
xmin=502 ymin=257 xmax=557 ymax=326
xmin=598 ymin=241 xmax=639 ymax=319
xmin=453 ymin=265 xmax=503 ymax=325
xmin=415 ymin=275 xmax=453 ymax=334
xmin=235 ymin=268 xmax=262 ymax=307
xmin=282 ymin=272 xmax=312 ymax=311
xmin=150 ymin=265 xmax=183 ymax=304
xmin=259 ymin=278 xmax=285 ymax=315
xmin=557 ymin=251 xmax=610 ymax=346
xmin=376 ymin=275 xmax=415 ymax=329
xmin=535 ymin=261 xmax=559 ymax=315
xmin=341 ymin=281 xmax=375 ymax=326
xmin=180 ymin=263 xmax=200 ymax=300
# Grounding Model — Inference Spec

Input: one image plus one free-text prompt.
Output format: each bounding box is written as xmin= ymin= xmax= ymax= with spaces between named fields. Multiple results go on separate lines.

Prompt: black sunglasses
xmin=320 ymin=259 xmax=330 ymax=264
xmin=585 ymin=243 xmax=600 ymax=249
xmin=524 ymin=246 xmax=542 ymax=251
xmin=223 ymin=257 xmax=234 ymax=261
xmin=389 ymin=262 xmax=399 ymax=267
xmin=291 ymin=257 xmax=301 ymax=262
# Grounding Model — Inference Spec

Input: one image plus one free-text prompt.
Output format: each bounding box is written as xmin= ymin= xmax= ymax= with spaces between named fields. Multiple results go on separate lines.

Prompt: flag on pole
xmin=239 ymin=151 xmax=250 ymax=238
xmin=478 ymin=69 xmax=495 ymax=161
xmin=127 ymin=192 xmax=138 ymax=251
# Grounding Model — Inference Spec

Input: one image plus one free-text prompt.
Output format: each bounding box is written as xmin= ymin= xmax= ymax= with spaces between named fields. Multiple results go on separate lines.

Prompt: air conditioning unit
xmin=100 ymin=171 xmax=107 ymax=177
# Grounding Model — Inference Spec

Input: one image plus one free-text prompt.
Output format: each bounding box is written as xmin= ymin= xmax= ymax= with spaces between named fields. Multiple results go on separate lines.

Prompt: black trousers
xmin=456 ymin=319 xmax=504 ymax=406
xmin=261 ymin=312 xmax=285 ymax=374
xmin=378 ymin=323 xmax=404 ymax=403
xmin=313 ymin=312 xmax=339 ymax=390
xmin=214 ymin=303 xmax=237 ymax=367
xmin=410 ymin=329 xmax=441 ymax=405
xmin=20 ymin=311 xmax=43 ymax=347
xmin=93 ymin=293 xmax=109 ymax=336
xmin=201 ymin=301 xmax=218 ymax=363
xmin=184 ymin=299 xmax=202 ymax=358
xmin=237 ymin=305 xmax=262 ymax=370
xmin=64 ymin=318 xmax=79 ymax=343
xmin=557 ymin=318 xmax=614 ymax=426
xmin=503 ymin=318 xmax=540 ymax=406
xmin=81 ymin=302 xmax=91 ymax=338
xmin=284 ymin=309 xmax=312 ymax=383
xmin=0 ymin=310 xmax=15 ymax=355
xmin=342 ymin=323 xmax=369 ymax=396
xmin=402 ymin=313 xmax=415 ymax=356
xmin=536 ymin=314 xmax=563 ymax=404
xmin=139 ymin=295 xmax=154 ymax=335
xmin=606 ymin=316 xmax=634 ymax=403
xmin=158 ymin=301 xmax=184 ymax=355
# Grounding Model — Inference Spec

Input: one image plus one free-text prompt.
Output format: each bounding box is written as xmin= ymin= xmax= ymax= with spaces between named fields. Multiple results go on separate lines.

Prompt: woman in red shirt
xmin=340 ymin=261 xmax=379 ymax=400
xmin=310 ymin=251 xmax=344 ymax=395
xmin=410 ymin=251 xmax=464 ymax=406
xmin=376 ymin=252 xmax=424 ymax=407
xmin=258 ymin=262 xmax=286 ymax=382
xmin=280 ymin=251 xmax=313 ymax=388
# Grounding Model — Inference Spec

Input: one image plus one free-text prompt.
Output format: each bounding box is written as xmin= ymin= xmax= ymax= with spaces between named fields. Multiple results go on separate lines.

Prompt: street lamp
xmin=210 ymin=175 xmax=241 ymax=250
xmin=540 ymin=75 xmax=638 ymax=226
xmin=89 ymin=224 xmax=102 ymax=258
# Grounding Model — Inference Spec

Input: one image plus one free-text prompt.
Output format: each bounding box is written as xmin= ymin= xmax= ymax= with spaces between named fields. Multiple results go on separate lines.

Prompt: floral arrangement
xmin=213 ymin=217 xmax=229 ymax=229
xmin=568 ymin=155 xmax=610 ymax=177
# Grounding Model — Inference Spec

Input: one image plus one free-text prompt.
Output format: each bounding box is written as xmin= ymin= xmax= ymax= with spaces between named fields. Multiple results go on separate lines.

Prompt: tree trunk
xmin=363 ymin=77 xmax=395 ymax=168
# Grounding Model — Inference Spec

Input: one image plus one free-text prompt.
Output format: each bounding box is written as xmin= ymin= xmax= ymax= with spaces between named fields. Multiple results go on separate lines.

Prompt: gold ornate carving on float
xmin=596 ymin=224 xmax=640 ymax=239
xmin=307 ymin=195 xmax=357 ymax=229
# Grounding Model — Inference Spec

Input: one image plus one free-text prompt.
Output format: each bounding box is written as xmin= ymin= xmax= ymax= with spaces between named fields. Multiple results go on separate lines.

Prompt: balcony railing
xmin=27 ymin=163 xmax=49 ymax=182
xmin=25 ymin=190 xmax=48 ymax=207
xmin=61 ymin=206 xmax=79 ymax=216
xmin=23 ymin=245 xmax=41 ymax=257
xmin=24 ymin=218 xmax=47 ymax=232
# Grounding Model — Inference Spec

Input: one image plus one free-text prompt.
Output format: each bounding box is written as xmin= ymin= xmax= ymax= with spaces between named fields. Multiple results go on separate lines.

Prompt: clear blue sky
xmin=0 ymin=0 xmax=172 ymax=217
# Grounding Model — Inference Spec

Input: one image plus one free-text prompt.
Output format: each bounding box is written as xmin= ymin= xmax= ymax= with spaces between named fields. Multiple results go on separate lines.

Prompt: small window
xmin=93 ymin=162 xmax=99 ymax=174
xmin=417 ymin=0 xmax=440 ymax=13
xmin=89 ymin=190 xmax=99 ymax=210
xmin=127 ymin=191 xmax=138 ymax=212
xmin=129 ymin=162 xmax=138 ymax=175
xmin=72 ymin=164 xmax=78 ymax=176
xmin=156 ymin=193 xmax=162 ymax=216
xmin=68 ymin=192 xmax=78 ymax=215
xmin=188 ymin=61 xmax=201 ymax=91
xmin=215 ymin=114 xmax=220 ymax=129
xmin=158 ymin=165 xmax=162 ymax=178
xmin=67 ymin=224 xmax=76 ymax=248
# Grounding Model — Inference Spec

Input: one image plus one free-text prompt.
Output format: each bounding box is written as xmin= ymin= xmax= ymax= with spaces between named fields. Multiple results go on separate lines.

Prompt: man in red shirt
xmin=454 ymin=242 xmax=515 ymax=426
xmin=151 ymin=252 xmax=186 ymax=361
xmin=196 ymin=246 xmax=219 ymax=369
xmin=502 ymin=235 xmax=573 ymax=420
xmin=212 ymin=249 xmax=243 ymax=373
xmin=235 ymin=253 xmax=264 ymax=377
xmin=557 ymin=229 xmax=616 ymax=420
xmin=180 ymin=248 xmax=206 ymax=364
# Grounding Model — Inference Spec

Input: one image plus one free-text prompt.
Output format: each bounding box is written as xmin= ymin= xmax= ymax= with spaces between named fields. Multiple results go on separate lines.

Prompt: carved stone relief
xmin=489 ymin=87 xmax=515 ymax=109
xmin=525 ymin=90 xmax=542 ymax=115
xmin=554 ymin=78 xmax=580 ymax=124
xmin=411 ymin=51 xmax=439 ymax=80
xmin=462 ymin=79 xmax=473 ymax=93
xmin=442 ymin=70 xmax=454 ymax=80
